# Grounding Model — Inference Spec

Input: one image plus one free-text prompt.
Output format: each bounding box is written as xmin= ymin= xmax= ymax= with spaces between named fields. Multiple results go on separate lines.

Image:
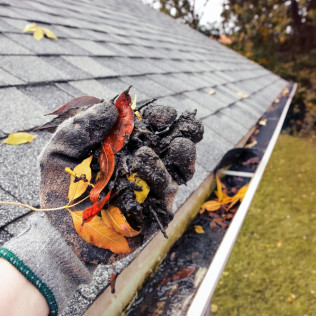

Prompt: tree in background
xmin=222 ymin=0 xmax=316 ymax=135
xmin=148 ymin=0 xmax=316 ymax=135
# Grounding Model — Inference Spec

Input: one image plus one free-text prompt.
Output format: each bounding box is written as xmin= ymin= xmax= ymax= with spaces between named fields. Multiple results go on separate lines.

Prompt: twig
xmin=149 ymin=206 xmax=168 ymax=239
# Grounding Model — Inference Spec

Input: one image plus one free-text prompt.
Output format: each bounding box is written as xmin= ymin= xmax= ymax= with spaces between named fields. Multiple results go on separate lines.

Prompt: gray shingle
xmin=0 ymin=188 xmax=30 ymax=228
xmin=0 ymin=68 xmax=24 ymax=86
xmin=92 ymin=57 xmax=138 ymax=76
xmin=196 ymin=125 xmax=232 ymax=172
xmin=61 ymin=56 xmax=118 ymax=77
xmin=0 ymin=133 xmax=52 ymax=205
xmin=120 ymin=75 xmax=173 ymax=99
xmin=42 ymin=56 xmax=92 ymax=80
xmin=0 ymin=87 xmax=51 ymax=133
xmin=17 ymin=84 xmax=74 ymax=115
xmin=203 ymin=112 xmax=248 ymax=145
xmin=0 ymin=34 xmax=34 ymax=55
xmin=0 ymin=56 xmax=67 ymax=83
xmin=68 ymin=39 xmax=116 ymax=56
xmin=67 ymin=79 xmax=116 ymax=99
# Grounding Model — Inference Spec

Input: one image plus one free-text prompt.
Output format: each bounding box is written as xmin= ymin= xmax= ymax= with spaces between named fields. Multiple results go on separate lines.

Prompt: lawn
xmin=211 ymin=134 xmax=316 ymax=316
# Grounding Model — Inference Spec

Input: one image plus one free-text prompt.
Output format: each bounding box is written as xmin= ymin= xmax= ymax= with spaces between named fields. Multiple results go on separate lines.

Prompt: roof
xmin=0 ymin=0 xmax=288 ymax=314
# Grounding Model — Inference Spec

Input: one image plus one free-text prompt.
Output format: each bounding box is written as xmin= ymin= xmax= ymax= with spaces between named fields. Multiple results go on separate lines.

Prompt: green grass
xmin=211 ymin=134 xmax=316 ymax=316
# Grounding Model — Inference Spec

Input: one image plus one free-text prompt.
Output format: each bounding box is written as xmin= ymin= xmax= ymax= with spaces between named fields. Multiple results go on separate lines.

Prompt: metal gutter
xmin=187 ymin=83 xmax=297 ymax=316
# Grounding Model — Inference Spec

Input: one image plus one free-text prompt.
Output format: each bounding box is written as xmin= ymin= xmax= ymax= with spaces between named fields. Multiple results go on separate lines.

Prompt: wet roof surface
xmin=0 ymin=0 xmax=288 ymax=314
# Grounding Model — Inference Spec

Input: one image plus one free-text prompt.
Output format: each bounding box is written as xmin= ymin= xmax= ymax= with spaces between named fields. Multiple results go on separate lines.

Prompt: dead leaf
xmin=135 ymin=111 xmax=142 ymax=120
xmin=276 ymin=241 xmax=282 ymax=247
xmin=275 ymin=98 xmax=280 ymax=103
xmin=46 ymin=96 xmax=102 ymax=116
xmin=2 ymin=132 xmax=36 ymax=145
xmin=200 ymin=200 xmax=221 ymax=213
xmin=101 ymin=206 xmax=140 ymax=237
xmin=33 ymin=28 xmax=44 ymax=40
xmin=127 ymin=173 xmax=150 ymax=204
xmin=194 ymin=225 xmax=205 ymax=234
xmin=237 ymin=92 xmax=249 ymax=98
xmin=131 ymin=94 xmax=137 ymax=110
xmin=70 ymin=211 xmax=131 ymax=253
xmin=287 ymin=293 xmax=296 ymax=303
xmin=172 ymin=266 xmax=196 ymax=281
xmin=259 ymin=119 xmax=267 ymax=126
xmin=216 ymin=175 xmax=223 ymax=202
xmin=242 ymin=157 xmax=260 ymax=165
xmin=245 ymin=140 xmax=257 ymax=148
xmin=42 ymin=27 xmax=57 ymax=39
xmin=110 ymin=273 xmax=117 ymax=293
xmin=68 ymin=155 xmax=93 ymax=203
xmin=208 ymin=89 xmax=216 ymax=95
xmin=228 ymin=184 xmax=249 ymax=208
xmin=23 ymin=23 xmax=57 ymax=40
xmin=210 ymin=217 xmax=227 ymax=229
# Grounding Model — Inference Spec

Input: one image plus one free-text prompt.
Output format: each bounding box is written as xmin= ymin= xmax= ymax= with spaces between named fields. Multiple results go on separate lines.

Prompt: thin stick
xmin=136 ymin=98 xmax=157 ymax=111
xmin=149 ymin=207 xmax=168 ymax=239
xmin=0 ymin=195 xmax=90 ymax=212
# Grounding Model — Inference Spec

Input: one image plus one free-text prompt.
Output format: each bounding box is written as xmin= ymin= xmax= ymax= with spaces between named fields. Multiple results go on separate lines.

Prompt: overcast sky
xmin=195 ymin=0 xmax=224 ymax=25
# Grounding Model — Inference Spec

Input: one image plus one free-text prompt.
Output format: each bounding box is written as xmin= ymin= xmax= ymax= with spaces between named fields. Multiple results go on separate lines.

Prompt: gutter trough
xmin=125 ymin=82 xmax=297 ymax=316
xmin=187 ymin=82 xmax=297 ymax=316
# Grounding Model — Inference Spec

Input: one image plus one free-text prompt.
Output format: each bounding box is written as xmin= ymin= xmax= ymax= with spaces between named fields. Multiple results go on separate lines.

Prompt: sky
xmin=195 ymin=0 xmax=225 ymax=25
xmin=144 ymin=0 xmax=225 ymax=26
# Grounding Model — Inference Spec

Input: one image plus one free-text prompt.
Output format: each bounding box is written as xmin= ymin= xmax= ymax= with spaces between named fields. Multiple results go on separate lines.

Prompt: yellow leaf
xmin=237 ymin=92 xmax=249 ymax=98
xmin=131 ymin=94 xmax=137 ymax=110
xmin=23 ymin=23 xmax=38 ymax=33
xmin=208 ymin=89 xmax=216 ymax=95
xmin=216 ymin=175 xmax=223 ymax=203
xmin=102 ymin=206 xmax=140 ymax=237
xmin=70 ymin=211 xmax=131 ymax=253
xmin=275 ymin=98 xmax=280 ymax=103
xmin=258 ymin=119 xmax=267 ymax=126
xmin=2 ymin=132 xmax=36 ymax=145
xmin=135 ymin=111 xmax=142 ymax=120
xmin=42 ymin=27 xmax=57 ymax=39
xmin=230 ymin=184 xmax=249 ymax=202
xmin=127 ymin=173 xmax=150 ymax=204
xmin=276 ymin=241 xmax=282 ymax=248
xmin=33 ymin=28 xmax=44 ymax=40
xmin=245 ymin=140 xmax=257 ymax=148
xmin=68 ymin=155 xmax=93 ymax=203
xmin=200 ymin=200 xmax=221 ymax=213
xmin=194 ymin=225 xmax=205 ymax=234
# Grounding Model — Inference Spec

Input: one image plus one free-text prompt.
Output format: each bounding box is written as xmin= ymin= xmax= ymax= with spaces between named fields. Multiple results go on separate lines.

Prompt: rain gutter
xmin=187 ymin=82 xmax=297 ymax=316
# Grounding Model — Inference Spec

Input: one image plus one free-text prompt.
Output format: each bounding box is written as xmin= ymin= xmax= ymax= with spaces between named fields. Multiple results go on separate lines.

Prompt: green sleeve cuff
xmin=0 ymin=248 xmax=58 ymax=316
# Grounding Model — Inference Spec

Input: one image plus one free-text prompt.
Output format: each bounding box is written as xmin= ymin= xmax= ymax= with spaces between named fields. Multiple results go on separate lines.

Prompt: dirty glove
xmin=0 ymin=99 xmax=119 ymax=315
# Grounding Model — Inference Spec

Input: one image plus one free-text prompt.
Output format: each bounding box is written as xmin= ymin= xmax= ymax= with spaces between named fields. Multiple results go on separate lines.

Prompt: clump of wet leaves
xmin=200 ymin=175 xmax=249 ymax=229
xmin=61 ymin=93 xmax=203 ymax=253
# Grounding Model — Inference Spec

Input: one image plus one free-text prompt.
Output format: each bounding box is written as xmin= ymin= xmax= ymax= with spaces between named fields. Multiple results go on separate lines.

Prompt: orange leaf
xmin=70 ymin=211 xmax=131 ymax=253
xmin=102 ymin=206 xmax=140 ymax=237
xmin=194 ymin=225 xmax=205 ymax=234
xmin=200 ymin=200 xmax=221 ymax=213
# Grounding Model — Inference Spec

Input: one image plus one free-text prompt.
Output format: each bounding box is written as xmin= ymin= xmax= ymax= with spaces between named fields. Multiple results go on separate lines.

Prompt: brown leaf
xmin=110 ymin=273 xmax=117 ymax=293
xmin=210 ymin=217 xmax=227 ymax=229
xmin=102 ymin=207 xmax=140 ymax=237
xmin=70 ymin=211 xmax=131 ymax=253
xmin=46 ymin=96 xmax=102 ymax=116
xmin=68 ymin=155 xmax=93 ymax=203
xmin=172 ymin=266 xmax=196 ymax=282
xmin=242 ymin=157 xmax=260 ymax=165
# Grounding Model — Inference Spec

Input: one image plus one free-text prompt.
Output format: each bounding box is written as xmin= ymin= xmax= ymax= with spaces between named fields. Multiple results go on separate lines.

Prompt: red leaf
xmin=82 ymin=191 xmax=111 ymax=223
xmin=46 ymin=96 xmax=102 ymax=116
xmin=110 ymin=273 xmax=117 ymax=293
xmin=90 ymin=142 xmax=115 ymax=204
